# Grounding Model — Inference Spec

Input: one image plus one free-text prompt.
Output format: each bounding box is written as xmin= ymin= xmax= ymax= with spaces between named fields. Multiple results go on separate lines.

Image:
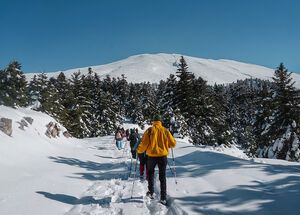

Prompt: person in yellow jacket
xmin=137 ymin=114 xmax=176 ymax=205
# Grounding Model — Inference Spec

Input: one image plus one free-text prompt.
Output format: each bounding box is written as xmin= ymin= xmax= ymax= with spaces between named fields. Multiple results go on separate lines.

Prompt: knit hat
xmin=152 ymin=114 xmax=162 ymax=121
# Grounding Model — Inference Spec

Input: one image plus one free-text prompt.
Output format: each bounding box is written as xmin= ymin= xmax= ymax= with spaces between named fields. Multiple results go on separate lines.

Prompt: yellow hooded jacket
xmin=137 ymin=121 xmax=176 ymax=157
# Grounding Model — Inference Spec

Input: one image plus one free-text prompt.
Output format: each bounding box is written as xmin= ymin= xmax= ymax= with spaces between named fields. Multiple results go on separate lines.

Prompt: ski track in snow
xmin=65 ymin=136 xmax=173 ymax=215
xmin=51 ymin=135 xmax=300 ymax=215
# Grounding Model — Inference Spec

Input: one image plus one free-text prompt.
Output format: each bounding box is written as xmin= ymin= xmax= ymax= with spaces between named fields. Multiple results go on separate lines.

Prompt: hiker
xmin=125 ymin=128 xmax=130 ymax=141
xmin=115 ymin=127 xmax=123 ymax=150
xmin=137 ymin=114 xmax=176 ymax=205
xmin=121 ymin=127 xmax=126 ymax=138
xmin=120 ymin=127 xmax=126 ymax=148
xmin=133 ymin=128 xmax=148 ymax=180
xmin=129 ymin=128 xmax=138 ymax=159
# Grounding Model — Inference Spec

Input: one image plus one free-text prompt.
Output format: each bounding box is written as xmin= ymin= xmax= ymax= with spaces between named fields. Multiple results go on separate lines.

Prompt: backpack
xmin=115 ymin=131 xmax=122 ymax=139
xmin=130 ymin=132 xmax=137 ymax=143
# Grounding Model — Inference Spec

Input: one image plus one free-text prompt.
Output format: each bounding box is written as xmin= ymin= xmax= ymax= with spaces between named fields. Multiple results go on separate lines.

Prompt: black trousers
xmin=131 ymin=150 xmax=137 ymax=159
xmin=147 ymin=156 xmax=167 ymax=200
xmin=138 ymin=153 xmax=148 ymax=165
xmin=138 ymin=153 xmax=148 ymax=177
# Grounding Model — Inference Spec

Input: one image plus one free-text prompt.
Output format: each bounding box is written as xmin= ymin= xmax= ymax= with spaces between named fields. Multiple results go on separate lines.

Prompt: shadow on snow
xmin=45 ymin=145 xmax=300 ymax=214
xmin=172 ymin=150 xmax=300 ymax=178
xmin=168 ymin=150 xmax=300 ymax=215
xmin=36 ymin=191 xmax=144 ymax=206
xmin=48 ymin=156 xmax=129 ymax=181
xmin=175 ymin=175 xmax=300 ymax=215
xmin=36 ymin=191 xmax=111 ymax=207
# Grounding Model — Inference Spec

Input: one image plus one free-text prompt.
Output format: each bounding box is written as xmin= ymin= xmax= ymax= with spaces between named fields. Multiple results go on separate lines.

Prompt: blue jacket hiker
xmin=115 ymin=128 xmax=123 ymax=150
xmin=129 ymin=128 xmax=139 ymax=159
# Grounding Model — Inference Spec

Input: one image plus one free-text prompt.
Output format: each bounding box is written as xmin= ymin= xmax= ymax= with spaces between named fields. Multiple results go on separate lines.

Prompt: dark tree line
xmin=1 ymin=59 xmax=300 ymax=161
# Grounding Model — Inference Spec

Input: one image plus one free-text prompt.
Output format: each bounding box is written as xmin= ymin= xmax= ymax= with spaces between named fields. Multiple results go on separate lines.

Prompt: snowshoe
xmin=160 ymin=199 xmax=167 ymax=206
xmin=139 ymin=175 xmax=145 ymax=182
xmin=146 ymin=191 xmax=154 ymax=199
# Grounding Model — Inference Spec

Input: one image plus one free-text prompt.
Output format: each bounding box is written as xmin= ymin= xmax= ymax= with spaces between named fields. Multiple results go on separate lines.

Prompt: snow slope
xmin=26 ymin=53 xmax=300 ymax=87
xmin=1 ymin=106 xmax=300 ymax=214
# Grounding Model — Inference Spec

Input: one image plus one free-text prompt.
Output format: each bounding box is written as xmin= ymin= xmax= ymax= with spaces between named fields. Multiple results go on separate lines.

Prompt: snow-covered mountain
xmin=26 ymin=53 xmax=300 ymax=87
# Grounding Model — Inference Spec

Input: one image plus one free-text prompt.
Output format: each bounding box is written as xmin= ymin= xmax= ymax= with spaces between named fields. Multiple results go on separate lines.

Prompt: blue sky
xmin=0 ymin=0 xmax=299 ymax=73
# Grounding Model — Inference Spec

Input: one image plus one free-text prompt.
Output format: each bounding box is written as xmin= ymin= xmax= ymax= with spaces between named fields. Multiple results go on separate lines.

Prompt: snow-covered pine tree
xmin=173 ymin=56 xmax=196 ymax=138
xmin=263 ymin=63 xmax=300 ymax=161
xmin=210 ymin=84 xmax=233 ymax=146
xmin=157 ymin=74 xmax=177 ymax=130
xmin=0 ymin=61 xmax=28 ymax=107
xmin=174 ymin=56 xmax=195 ymax=117
xmin=90 ymin=72 xmax=102 ymax=136
xmin=188 ymin=77 xmax=217 ymax=145
xmin=126 ymin=83 xmax=144 ymax=124
xmin=0 ymin=68 xmax=6 ymax=105
xmin=42 ymin=73 xmax=71 ymax=130
xmin=43 ymin=77 xmax=65 ymax=120
xmin=97 ymin=88 xmax=120 ymax=136
xmin=225 ymin=79 xmax=258 ymax=151
xmin=140 ymin=82 xmax=157 ymax=126
xmin=67 ymin=71 xmax=89 ymax=138
xmin=115 ymin=74 xmax=130 ymax=120
xmin=79 ymin=71 xmax=96 ymax=137
xmin=253 ymin=81 xmax=274 ymax=157
xmin=28 ymin=75 xmax=39 ymax=106
xmin=28 ymin=73 xmax=49 ymax=110
xmin=98 ymin=75 xmax=122 ymax=135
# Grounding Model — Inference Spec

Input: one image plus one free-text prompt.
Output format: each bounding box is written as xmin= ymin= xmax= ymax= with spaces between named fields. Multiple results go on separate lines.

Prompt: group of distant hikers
xmin=114 ymin=115 xmax=176 ymax=205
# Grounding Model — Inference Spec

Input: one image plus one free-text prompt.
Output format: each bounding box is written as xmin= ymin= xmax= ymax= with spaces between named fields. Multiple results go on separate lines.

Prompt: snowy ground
xmin=1 ymin=106 xmax=300 ymax=214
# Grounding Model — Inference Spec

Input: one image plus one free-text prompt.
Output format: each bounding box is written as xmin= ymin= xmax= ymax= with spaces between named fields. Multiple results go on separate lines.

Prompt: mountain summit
xmin=26 ymin=53 xmax=300 ymax=87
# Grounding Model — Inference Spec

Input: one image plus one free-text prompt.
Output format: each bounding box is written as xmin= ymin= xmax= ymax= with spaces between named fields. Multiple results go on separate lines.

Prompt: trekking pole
xmin=171 ymin=148 xmax=178 ymax=184
xmin=167 ymin=161 xmax=175 ymax=176
xmin=128 ymin=153 xmax=134 ymax=178
xmin=122 ymin=140 xmax=128 ymax=158
xmin=167 ymin=160 xmax=178 ymax=185
xmin=130 ymin=152 xmax=139 ymax=199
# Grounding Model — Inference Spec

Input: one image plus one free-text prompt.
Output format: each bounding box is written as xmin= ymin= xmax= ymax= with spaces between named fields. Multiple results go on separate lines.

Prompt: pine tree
xmin=52 ymin=72 xmax=73 ymax=131
xmin=140 ymin=82 xmax=157 ymax=125
xmin=1 ymin=61 xmax=28 ymax=107
xmin=253 ymin=82 xmax=274 ymax=157
xmin=0 ymin=68 xmax=6 ymax=105
xmin=188 ymin=77 xmax=218 ymax=145
xmin=43 ymin=77 xmax=65 ymax=119
xmin=174 ymin=56 xmax=195 ymax=117
xmin=116 ymin=74 xmax=130 ymax=120
xmin=99 ymin=75 xmax=121 ymax=134
xmin=90 ymin=73 xmax=102 ymax=136
xmin=79 ymin=72 xmax=96 ymax=137
xmin=127 ymin=83 xmax=144 ymax=124
xmin=264 ymin=63 xmax=300 ymax=161
xmin=210 ymin=84 xmax=233 ymax=146
xmin=225 ymin=79 xmax=258 ymax=150
xmin=157 ymin=74 xmax=177 ymax=129
xmin=68 ymin=71 xmax=87 ymax=138
xmin=97 ymin=89 xmax=119 ymax=135
xmin=28 ymin=75 xmax=39 ymax=106
xmin=28 ymin=73 xmax=49 ymax=110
